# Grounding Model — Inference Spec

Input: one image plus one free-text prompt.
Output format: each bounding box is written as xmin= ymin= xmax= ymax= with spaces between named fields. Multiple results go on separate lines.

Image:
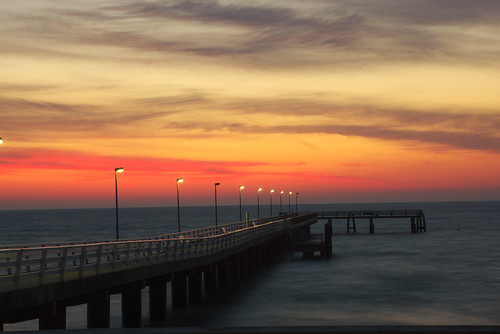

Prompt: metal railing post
xmin=15 ymin=249 xmax=23 ymax=289
xmin=59 ymin=248 xmax=68 ymax=283
xmin=39 ymin=249 xmax=48 ymax=285
xmin=79 ymin=247 xmax=86 ymax=279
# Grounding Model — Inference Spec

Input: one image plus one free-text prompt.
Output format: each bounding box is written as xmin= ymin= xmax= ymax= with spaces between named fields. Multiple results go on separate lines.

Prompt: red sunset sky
xmin=1 ymin=1 xmax=500 ymax=210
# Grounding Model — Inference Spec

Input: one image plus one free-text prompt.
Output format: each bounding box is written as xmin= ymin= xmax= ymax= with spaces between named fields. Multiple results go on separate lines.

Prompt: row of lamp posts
xmin=115 ymin=169 xmax=299 ymax=239
xmin=0 ymin=138 xmax=299 ymax=240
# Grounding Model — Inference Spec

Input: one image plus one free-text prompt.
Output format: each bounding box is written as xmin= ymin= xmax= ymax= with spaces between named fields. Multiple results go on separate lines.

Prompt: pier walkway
xmin=0 ymin=214 xmax=317 ymax=330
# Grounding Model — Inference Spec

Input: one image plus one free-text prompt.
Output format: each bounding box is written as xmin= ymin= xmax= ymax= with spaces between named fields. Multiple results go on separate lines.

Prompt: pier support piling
xmin=149 ymin=280 xmax=167 ymax=322
xmin=189 ymin=271 xmax=203 ymax=303
xmin=217 ymin=261 xmax=230 ymax=287
xmin=87 ymin=290 xmax=110 ymax=328
xmin=204 ymin=267 xmax=217 ymax=294
xmin=325 ymin=220 xmax=333 ymax=258
xmin=121 ymin=282 xmax=143 ymax=328
xmin=39 ymin=302 xmax=66 ymax=330
xmin=369 ymin=218 xmax=375 ymax=234
xmin=172 ymin=271 xmax=188 ymax=309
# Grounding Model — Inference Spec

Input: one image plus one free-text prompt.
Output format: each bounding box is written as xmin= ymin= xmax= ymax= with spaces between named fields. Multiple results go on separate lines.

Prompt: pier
xmin=0 ymin=209 xmax=426 ymax=330
xmin=316 ymin=210 xmax=426 ymax=234
xmin=0 ymin=214 xmax=317 ymax=330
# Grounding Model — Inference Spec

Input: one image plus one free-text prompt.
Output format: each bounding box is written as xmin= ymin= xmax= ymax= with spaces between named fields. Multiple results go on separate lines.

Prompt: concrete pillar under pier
xmin=228 ymin=255 xmax=240 ymax=281
xmin=149 ymin=280 xmax=167 ymax=322
xmin=411 ymin=217 xmax=416 ymax=233
xmin=204 ymin=267 xmax=217 ymax=294
xmin=325 ymin=220 xmax=333 ymax=258
xmin=87 ymin=290 xmax=110 ymax=328
xmin=239 ymin=251 xmax=248 ymax=276
xmin=188 ymin=271 xmax=203 ymax=303
xmin=39 ymin=302 xmax=66 ymax=330
xmin=172 ymin=271 xmax=188 ymax=309
xmin=217 ymin=261 xmax=230 ymax=287
xmin=369 ymin=217 xmax=375 ymax=234
xmin=246 ymin=247 xmax=257 ymax=272
xmin=121 ymin=282 xmax=143 ymax=328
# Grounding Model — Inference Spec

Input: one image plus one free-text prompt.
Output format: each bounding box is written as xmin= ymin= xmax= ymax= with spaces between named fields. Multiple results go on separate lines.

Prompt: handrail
xmin=0 ymin=216 xmax=283 ymax=250
xmin=315 ymin=210 xmax=423 ymax=218
xmin=0 ymin=213 xmax=315 ymax=293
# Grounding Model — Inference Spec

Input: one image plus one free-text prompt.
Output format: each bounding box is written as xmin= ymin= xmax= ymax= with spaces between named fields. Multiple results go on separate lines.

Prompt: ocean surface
xmin=1 ymin=201 xmax=499 ymax=330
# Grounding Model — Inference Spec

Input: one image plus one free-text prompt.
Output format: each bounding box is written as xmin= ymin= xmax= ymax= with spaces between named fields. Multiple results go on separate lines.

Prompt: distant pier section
xmin=316 ymin=209 xmax=426 ymax=234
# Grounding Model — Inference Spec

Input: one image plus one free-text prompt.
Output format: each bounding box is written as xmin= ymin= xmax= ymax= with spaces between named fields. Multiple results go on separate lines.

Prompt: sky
xmin=1 ymin=0 xmax=500 ymax=210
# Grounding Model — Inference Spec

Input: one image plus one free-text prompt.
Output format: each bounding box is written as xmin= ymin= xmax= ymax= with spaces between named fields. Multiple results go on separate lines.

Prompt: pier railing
xmin=316 ymin=210 xmax=424 ymax=218
xmin=0 ymin=214 xmax=315 ymax=293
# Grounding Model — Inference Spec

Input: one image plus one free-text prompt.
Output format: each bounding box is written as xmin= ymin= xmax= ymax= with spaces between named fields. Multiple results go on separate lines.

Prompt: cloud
xmin=350 ymin=0 xmax=500 ymax=26
xmin=3 ymin=93 xmax=498 ymax=152
xmin=0 ymin=96 xmax=183 ymax=135
xmin=162 ymin=95 xmax=500 ymax=152
xmin=5 ymin=0 xmax=499 ymax=68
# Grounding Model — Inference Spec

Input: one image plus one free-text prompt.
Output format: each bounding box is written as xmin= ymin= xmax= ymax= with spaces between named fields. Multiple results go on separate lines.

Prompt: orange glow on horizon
xmin=1 ymin=2 xmax=500 ymax=209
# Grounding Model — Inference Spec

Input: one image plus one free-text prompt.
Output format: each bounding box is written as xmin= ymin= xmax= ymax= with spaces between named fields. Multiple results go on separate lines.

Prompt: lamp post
xmin=270 ymin=189 xmax=274 ymax=216
xmin=295 ymin=192 xmax=299 ymax=213
xmin=257 ymin=188 xmax=262 ymax=219
xmin=114 ymin=167 xmax=124 ymax=239
xmin=214 ymin=182 xmax=220 ymax=226
xmin=239 ymin=186 xmax=245 ymax=221
xmin=176 ymin=178 xmax=183 ymax=233
xmin=280 ymin=191 xmax=284 ymax=214
xmin=288 ymin=191 xmax=292 ymax=212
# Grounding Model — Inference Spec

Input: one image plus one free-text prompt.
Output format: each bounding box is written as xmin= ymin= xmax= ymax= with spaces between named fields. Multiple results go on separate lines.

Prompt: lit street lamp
xmin=0 ymin=137 xmax=3 ymax=144
xmin=239 ymin=186 xmax=245 ymax=221
xmin=257 ymin=188 xmax=263 ymax=219
xmin=280 ymin=191 xmax=284 ymax=214
xmin=288 ymin=191 xmax=292 ymax=212
xmin=114 ymin=167 xmax=124 ymax=239
xmin=214 ymin=182 xmax=220 ymax=226
xmin=270 ymin=189 xmax=274 ymax=216
xmin=176 ymin=178 xmax=184 ymax=232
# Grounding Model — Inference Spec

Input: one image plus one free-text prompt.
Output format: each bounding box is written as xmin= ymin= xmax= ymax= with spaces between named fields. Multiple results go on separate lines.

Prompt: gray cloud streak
xmin=2 ymin=93 xmax=499 ymax=152
xmin=4 ymin=0 xmax=499 ymax=68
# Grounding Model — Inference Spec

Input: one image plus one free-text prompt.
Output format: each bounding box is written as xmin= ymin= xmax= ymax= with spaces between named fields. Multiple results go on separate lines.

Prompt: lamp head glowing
xmin=280 ymin=191 xmax=284 ymax=194
xmin=270 ymin=189 xmax=274 ymax=193
xmin=258 ymin=188 xmax=263 ymax=192
xmin=239 ymin=185 xmax=245 ymax=190
xmin=115 ymin=167 xmax=124 ymax=173
xmin=177 ymin=178 xmax=184 ymax=183
xmin=0 ymin=137 xmax=3 ymax=144
xmin=289 ymin=191 xmax=293 ymax=195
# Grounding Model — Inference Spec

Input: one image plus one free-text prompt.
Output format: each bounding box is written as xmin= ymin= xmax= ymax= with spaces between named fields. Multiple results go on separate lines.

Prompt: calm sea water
xmin=1 ymin=201 xmax=499 ymax=330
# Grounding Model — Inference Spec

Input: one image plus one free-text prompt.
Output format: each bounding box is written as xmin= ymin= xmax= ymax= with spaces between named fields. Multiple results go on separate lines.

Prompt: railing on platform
xmin=0 ymin=214 xmax=315 ymax=293
xmin=316 ymin=210 xmax=424 ymax=218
